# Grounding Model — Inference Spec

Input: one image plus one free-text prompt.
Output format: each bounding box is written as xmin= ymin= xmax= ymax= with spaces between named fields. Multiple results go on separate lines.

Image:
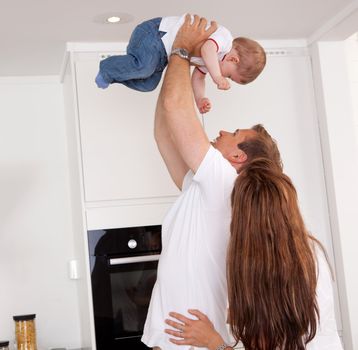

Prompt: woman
xmin=165 ymin=158 xmax=342 ymax=350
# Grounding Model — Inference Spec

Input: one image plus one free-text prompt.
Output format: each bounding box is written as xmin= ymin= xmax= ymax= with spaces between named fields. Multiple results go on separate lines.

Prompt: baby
xmin=96 ymin=14 xmax=266 ymax=113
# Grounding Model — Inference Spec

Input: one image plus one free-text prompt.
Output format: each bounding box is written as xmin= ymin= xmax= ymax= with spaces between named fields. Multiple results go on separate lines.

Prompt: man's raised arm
xmin=156 ymin=15 xmax=218 ymax=175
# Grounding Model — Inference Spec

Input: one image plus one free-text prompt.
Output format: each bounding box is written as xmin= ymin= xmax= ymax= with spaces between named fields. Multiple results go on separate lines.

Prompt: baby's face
xmin=223 ymin=66 xmax=243 ymax=85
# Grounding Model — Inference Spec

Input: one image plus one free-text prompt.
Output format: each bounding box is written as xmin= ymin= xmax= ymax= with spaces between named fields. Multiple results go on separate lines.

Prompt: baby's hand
xmin=215 ymin=76 xmax=230 ymax=90
xmin=197 ymin=98 xmax=212 ymax=114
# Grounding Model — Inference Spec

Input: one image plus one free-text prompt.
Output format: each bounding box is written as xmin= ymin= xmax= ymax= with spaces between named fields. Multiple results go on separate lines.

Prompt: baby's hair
xmin=232 ymin=37 xmax=266 ymax=84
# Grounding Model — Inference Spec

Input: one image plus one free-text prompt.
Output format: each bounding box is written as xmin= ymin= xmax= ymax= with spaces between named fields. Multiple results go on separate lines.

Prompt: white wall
xmin=0 ymin=77 xmax=82 ymax=349
xmin=311 ymin=41 xmax=358 ymax=350
xmin=345 ymin=33 xmax=358 ymax=153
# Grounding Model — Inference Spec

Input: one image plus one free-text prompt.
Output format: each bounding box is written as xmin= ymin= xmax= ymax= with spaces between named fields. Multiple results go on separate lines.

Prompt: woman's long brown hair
xmin=227 ymin=158 xmax=319 ymax=350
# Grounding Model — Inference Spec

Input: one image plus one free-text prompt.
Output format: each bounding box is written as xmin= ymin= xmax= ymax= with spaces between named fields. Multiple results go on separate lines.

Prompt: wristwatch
xmin=170 ymin=47 xmax=190 ymax=61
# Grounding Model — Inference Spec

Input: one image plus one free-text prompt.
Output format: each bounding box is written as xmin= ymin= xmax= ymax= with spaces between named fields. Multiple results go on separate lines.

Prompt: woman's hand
xmin=165 ymin=309 xmax=225 ymax=350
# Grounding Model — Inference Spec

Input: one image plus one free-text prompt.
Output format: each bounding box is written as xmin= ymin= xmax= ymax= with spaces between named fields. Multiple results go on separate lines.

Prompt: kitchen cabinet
xmin=62 ymin=45 xmax=178 ymax=350
xmin=204 ymin=50 xmax=343 ymax=336
xmin=73 ymin=53 xmax=179 ymax=203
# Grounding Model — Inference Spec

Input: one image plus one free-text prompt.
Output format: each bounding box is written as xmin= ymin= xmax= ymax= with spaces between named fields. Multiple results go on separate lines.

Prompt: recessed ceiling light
xmin=93 ymin=12 xmax=134 ymax=25
xmin=107 ymin=16 xmax=121 ymax=23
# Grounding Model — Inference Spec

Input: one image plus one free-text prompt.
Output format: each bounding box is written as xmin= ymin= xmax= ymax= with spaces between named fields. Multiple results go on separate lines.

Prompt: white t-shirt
xmin=142 ymin=147 xmax=343 ymax=350
xmin=159 ymin=14 xmax=233 ymax=72
xmin=307 ymin=245 xmax=343 ymax=349
xmin=142 ymin=146 xmax=238 ymax=350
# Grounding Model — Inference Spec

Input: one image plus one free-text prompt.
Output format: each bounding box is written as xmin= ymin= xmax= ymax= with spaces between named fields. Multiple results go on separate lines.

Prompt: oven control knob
xmin=128 ymin=239 xmax=137 ymax=249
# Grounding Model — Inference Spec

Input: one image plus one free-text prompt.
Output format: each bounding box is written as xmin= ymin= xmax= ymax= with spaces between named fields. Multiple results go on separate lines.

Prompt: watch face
xmin=171 ymin=48 xmax=190 ymax=60
xmin=179 ymin=48 xmax=187 ymax=56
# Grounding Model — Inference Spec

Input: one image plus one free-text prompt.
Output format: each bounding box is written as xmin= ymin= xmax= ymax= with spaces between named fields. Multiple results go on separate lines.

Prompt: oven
xmin=88 ymin=225 xmax=161 ymax=350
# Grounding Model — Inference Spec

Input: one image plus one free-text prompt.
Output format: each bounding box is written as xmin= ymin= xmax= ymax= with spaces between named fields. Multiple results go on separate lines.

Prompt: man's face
xmin=211 ymin=129 xmax=257 ymax=160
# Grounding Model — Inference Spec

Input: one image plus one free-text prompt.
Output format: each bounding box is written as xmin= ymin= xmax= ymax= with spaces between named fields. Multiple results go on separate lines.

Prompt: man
xmin=142 ymin=15 xmax=281 ymax=350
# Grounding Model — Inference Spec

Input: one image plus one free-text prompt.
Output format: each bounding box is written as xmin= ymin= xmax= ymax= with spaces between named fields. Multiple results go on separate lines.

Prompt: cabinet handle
xmin=109 ymin=254 xmax=160 ymax=265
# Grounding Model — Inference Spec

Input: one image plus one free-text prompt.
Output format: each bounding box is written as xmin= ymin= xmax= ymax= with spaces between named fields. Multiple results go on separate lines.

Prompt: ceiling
xmin=0 ymin=0 xmax=355 ymax=76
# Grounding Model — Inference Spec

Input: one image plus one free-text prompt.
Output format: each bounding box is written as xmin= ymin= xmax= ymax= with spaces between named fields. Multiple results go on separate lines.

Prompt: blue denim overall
xmin=96 ymin=17 xmax=168 ymax=92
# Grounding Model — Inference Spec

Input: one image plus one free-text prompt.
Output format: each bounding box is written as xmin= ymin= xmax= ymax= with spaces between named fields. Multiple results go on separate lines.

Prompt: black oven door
xmin=91 ymin=254 xmax=159 ymax=350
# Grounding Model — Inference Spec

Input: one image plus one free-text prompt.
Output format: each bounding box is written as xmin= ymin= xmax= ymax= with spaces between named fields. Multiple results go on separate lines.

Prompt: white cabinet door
xmin=203 ymin=53 xmax=342 ymax=331
xmin=204 ymin=54 xmax=330 ymax=247
xmin=75 ymin=58 xmax=179 ymax=202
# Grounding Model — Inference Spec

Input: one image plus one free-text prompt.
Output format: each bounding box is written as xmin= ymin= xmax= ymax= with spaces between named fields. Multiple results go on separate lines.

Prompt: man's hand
xmin=214 ymin=76 xmax=231 ymax=90
xmin=172 ymin=14 xmax=218 ymax=56
xmin=196 ymin=97 xmax=212 ymax=114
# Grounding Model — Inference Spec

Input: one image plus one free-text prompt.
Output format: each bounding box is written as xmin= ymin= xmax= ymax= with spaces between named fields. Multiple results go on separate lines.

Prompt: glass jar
xmin=0 ymin=341 xmax=9 ymax=350
xmin=13 ymin=314 xmax=37 ymax=350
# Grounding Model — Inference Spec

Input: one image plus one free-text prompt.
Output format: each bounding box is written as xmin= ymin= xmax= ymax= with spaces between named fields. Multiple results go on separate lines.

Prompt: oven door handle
xmin=109 ymin=254 xmax=161 ymax=265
